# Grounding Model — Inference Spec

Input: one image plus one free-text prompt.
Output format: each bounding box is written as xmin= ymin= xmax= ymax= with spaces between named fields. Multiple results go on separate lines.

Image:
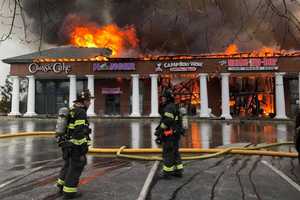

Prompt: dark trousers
xmin=59 ymin=145 xmax=87 ymax=192
xmin=162 ymin=139 xmax=182 ymax=173
xmin=296 ymin=132 xmax=300 ymax=163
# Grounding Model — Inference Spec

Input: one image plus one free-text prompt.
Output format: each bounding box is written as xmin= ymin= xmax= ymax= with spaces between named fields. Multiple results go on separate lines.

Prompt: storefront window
xmin=105 ymin=94 xmax=120 ymax=115
xmin=159 ymin=76 xmax=200 ymax=116
xmin=35 ymin=79 xmax=86 ymax=115
xmin=229 ymin=76 xmax=275 ymax=118
xmin=288 ymin=78 xmax=299 ymax=117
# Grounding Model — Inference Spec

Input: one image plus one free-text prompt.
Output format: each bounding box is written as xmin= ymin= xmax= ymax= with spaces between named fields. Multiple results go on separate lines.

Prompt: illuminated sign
xmin=93 ymin=63 xmax=135 ymax=71
xmin=102 ymin=88 xmax=122 ymax=94
xmin=223 ymin=58 xmax=279 ymax=71
xmin=28 ymin=63 xmax=71 ymax=74
xmin=156 ymin=62 xmax=203 ymax=72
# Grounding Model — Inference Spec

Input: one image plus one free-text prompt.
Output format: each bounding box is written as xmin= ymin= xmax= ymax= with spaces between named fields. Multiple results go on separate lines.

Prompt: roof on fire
xmin=2 ymin=46 xmax=112 ymax=64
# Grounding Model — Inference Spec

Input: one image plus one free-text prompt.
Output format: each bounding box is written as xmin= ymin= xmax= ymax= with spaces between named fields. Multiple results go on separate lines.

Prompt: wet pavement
xmin=0 ymin=119 xmax=295 ymax=148
xmin=0 ymin=119 xmax=299 ymax=199
xmin=149 ymin=156 xmax=300 ymax=200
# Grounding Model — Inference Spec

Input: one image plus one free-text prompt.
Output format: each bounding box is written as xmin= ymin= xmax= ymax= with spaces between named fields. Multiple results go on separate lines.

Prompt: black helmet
xmin=162 ymin=89 xmax=174 ymax=101
xmin=74 ymin=89 xmax=94 ymax=103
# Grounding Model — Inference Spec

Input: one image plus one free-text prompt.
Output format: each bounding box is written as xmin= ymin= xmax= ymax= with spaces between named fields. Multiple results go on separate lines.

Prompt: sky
xmin=0 ymin=0 xmax=35 ymax=86
xmin=0 ymin=38 xmax=34 ymax=85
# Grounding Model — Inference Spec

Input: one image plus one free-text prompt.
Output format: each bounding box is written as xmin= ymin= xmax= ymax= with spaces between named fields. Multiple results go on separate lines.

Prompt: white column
xmin=130 ymin=74 xmax=141 ymax=117
xmin=24 ymin=75 xmax=37 ymax=116
xmin=68 ymin=75 xmax=77 ymax=108
xmin=199 ymin=73 xmax=210 ymax=118
xmin=8 ymin=76 xmax=21 ymax=116
xmin=86 ymin=75 xmax=96 ymax=117
xmin=220 ymin=73 xmax=232 ymax=119
xmin=149 ymin=74 xmax=159 ymax=117
xmin=275 ymin=72 xmax=288 ymax=119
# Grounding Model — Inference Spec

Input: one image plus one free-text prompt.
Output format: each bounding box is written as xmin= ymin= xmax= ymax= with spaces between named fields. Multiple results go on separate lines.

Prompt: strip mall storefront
xmin=3 ymin=48 xmax=300 ymax=119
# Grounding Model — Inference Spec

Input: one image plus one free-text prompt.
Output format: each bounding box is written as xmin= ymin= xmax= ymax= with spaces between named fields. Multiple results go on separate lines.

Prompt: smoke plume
xmin=22 ymin=0 xmax=300 ymax=55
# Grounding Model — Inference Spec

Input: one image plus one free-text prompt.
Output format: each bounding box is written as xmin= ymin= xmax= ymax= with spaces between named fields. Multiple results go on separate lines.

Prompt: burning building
xmin=3 ymin=44 xmax=300 ymax=119
xmin=3 ymin=9 xmax=300 ymax=119
xmin=3 ymin=0 xmax=300 ymax=118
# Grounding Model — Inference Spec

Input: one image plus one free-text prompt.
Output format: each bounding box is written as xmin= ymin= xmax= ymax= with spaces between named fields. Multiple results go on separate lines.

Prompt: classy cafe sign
xmin=28 ymin=63 xmax=71 ymax=74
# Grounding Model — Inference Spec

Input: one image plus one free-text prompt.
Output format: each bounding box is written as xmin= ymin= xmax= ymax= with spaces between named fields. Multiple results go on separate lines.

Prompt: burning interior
xmin=229 ymin=76 xmax=275 ymax=118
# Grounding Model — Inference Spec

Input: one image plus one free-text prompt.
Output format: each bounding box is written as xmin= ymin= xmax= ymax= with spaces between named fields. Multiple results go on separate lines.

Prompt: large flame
xmin=224 ymin=44 xmax=283 ymax=57
xmin=70 ymin=24 xmax=139 ymax=57
xmin=225 ymin=44 xmax=238 ymax=55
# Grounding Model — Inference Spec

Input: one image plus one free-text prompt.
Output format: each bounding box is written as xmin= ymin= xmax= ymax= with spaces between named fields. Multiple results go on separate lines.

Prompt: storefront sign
xmin=223 ymin=58 xmax=278 ymax=71
xmin=155 ymin=61 xmax=203 ymax=72
xmin=93 ymin=62 xmax=135 ymax=71
xmin=102 ymin=88 xmax=122 ymax=94
xmin=28 ymin=63 xmax=71 ymax=74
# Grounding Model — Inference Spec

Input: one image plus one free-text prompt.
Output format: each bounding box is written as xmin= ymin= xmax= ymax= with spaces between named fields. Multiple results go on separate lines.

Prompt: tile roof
xmin=2 ymin=46 xmax=112 ymax=64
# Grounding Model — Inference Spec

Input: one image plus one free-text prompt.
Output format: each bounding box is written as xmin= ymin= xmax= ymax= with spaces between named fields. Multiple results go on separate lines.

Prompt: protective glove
xmin=154 ymin=127 xmax=163 ymax=137
xmin=56 ymin=135 xmax=66 ymax=147
xmin=82 ymin=144 xmax=89 ymax=154
xmin=155 ymin=137 xmax=162 ymax=145
xmin=179 ymin=127 xmax=186 ymax=136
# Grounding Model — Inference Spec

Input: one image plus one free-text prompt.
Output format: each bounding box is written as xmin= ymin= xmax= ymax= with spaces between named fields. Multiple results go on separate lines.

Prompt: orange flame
xmin=191 ymin=81 xmax=200 ymax=105
xmin=253 ymin=47 xmax=280 ymax=57
xmin=70 ymin=24 xmax=139 ymax=57
xmin=225 ymin=44 xmax=238 ymax=55
xmin=224 ymin=44 xmax=283 ymax=57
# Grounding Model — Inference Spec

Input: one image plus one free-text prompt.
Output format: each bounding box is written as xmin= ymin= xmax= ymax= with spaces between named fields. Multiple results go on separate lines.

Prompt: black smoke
xmin=22 ymin=0 xmax=300 ymax=55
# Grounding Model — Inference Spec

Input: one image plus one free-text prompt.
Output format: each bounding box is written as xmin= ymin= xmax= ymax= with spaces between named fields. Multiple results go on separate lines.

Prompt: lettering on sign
xmin=155 ymin=61 xmax=203 ymax=72
xmin=224 ymin=58 xmax=278 ymax=71
xmin=93 ymin=63 xmax=135 ymax=71
xmin=102 ymin=88 xmax=122 ymax=94
xmin=28 ymin=63 xmax=71 ymax=74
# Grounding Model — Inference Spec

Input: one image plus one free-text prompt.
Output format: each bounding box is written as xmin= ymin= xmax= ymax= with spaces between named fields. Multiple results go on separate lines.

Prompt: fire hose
xmin=0 ymin=131 xmax=298 ymax=160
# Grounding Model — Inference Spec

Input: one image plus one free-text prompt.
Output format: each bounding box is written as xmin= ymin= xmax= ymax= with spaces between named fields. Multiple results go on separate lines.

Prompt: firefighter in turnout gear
xmin=55 ymin=89 xmax=94 ymax=199
xmin=155 ymin=89 xmax=185 ymax=179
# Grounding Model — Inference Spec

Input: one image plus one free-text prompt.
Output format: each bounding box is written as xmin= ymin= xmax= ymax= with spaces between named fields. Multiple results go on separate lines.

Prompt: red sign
xmin=227 ymin=58 xmax=278 ymax=71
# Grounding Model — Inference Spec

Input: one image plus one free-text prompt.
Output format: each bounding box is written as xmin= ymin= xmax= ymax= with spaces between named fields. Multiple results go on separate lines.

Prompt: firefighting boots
xmin=63 ymin=192 xmax=83 ymax=199
xmin=158 ymin=171 xmax=172 ymax=179
xmin=56 ymin=184 xmax=63 ymax=194
xmin=172 ymin=169 xmax=183 ymax=178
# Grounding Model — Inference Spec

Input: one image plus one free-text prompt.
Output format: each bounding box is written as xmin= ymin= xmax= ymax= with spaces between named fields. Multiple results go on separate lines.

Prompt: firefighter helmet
xmin=74 ymin=89 xmax=94 ymax=103
xmin=162 ymin=89 xmax=174 ymax=101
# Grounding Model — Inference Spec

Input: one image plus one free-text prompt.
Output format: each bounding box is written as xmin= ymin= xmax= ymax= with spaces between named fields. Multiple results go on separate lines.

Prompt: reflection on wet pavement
xmin=0 ymin=119 xmax=295 ymax=171
xmin=0 ymin=119 xmax=294 ymax=149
